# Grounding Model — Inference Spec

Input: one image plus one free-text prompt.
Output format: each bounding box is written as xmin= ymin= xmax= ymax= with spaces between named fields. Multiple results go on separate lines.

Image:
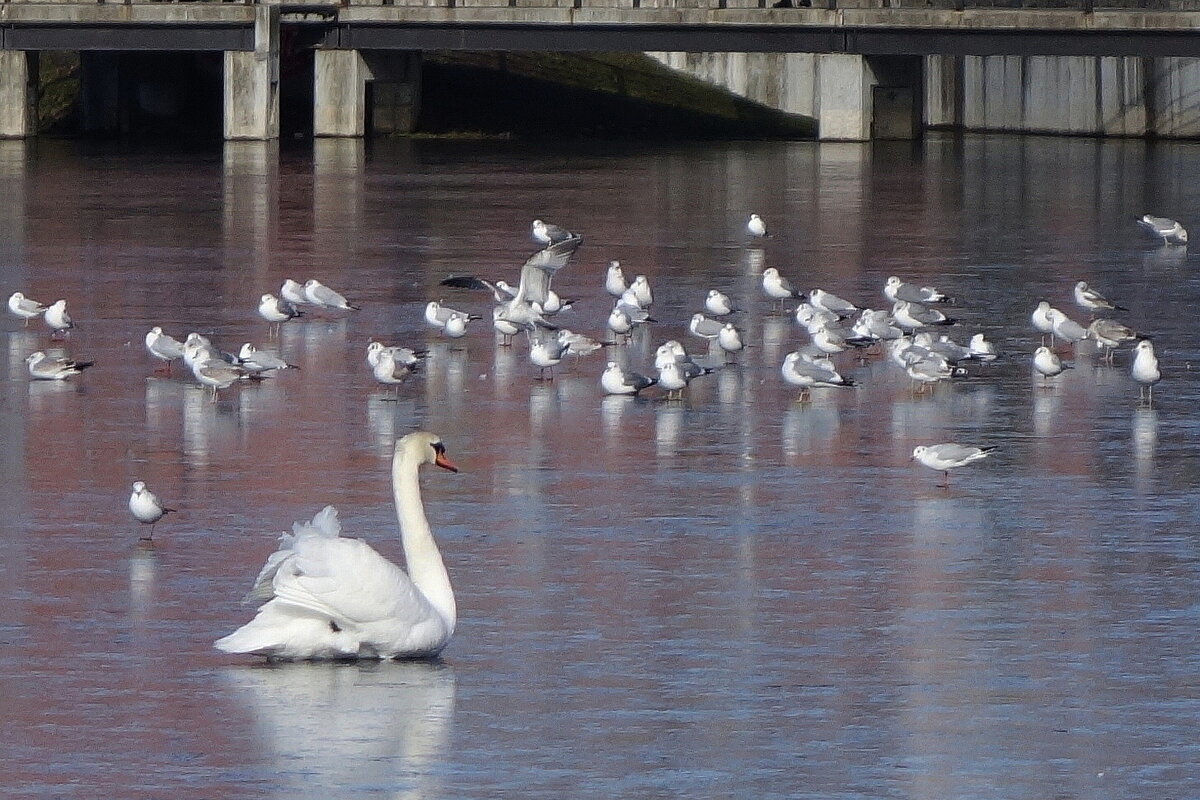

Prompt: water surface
xmin=1 ymin=135 xmax=1199 ymax=798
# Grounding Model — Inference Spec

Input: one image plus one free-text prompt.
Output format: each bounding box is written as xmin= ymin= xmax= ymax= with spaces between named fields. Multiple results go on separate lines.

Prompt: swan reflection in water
xmin=222 ymin=661 xmax=455 ymax=800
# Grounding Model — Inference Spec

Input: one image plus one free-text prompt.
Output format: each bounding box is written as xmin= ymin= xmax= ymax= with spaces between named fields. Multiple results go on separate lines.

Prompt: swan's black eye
xmin=431 ymin=442 xmax=445 ymax=455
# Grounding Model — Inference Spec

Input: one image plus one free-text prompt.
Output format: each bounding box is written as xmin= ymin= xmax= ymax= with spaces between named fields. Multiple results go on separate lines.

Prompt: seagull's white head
xmin=260 ymin=293 xmax=274 ymax=304
xmin=24 ymin=351 xmax=43 ymax=365
xmin=239 ymin=343 xmax=256 ymax=359
xmin=1075 ymin=281 xmax=1089 ymax=291
xmin=132 ymin=480 xmax=146 ymax=493
xmin=304 ymin=279 xmax=319 ymax=289
xmin=764 ymin=268 xmax=779 ymax=278
xmin=911 ymin=446 xmax=927 ymax=461
xmin=11 ymin=292 xmax=23 ymax=301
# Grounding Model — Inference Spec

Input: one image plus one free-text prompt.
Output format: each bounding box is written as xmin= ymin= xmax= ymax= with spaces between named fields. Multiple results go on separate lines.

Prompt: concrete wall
xmin=646 ymin=51 xmax=819 ymax=120
xmin=925 ymin=54 xmax=1200 ymax=139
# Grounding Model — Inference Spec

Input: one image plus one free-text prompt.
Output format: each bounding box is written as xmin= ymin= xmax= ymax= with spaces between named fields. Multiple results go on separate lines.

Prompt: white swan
xmin=215 ymin=432 xmax=459 ymax=660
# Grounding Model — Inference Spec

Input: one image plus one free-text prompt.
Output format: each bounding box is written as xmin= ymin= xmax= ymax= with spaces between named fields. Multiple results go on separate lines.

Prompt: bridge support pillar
xmin=0 ymin=52 xmax=38 ymax=139
xmin=818 ymin=54 xmax=922 ymax=141
xmin=315 ymin=50 xmax=422 ymax=137
xmin=223 ymin=5 xmax=279 ymax=140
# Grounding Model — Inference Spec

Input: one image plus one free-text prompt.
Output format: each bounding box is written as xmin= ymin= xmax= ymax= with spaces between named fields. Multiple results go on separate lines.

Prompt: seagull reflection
xmin=743 ymin=248 xmax=765 ymax=275
xmin=716 ymin=368 xmax=741 ymax=406
xmin=1132 ymin=407 xmax=1157 ymax=485
xmin=1143 ymin=245 xmax=1187 ymax=270
xmin=26 ymin=376 xmax=77 ymax=409
xmin=759 ymin=316 xmax=789 ymax=366
xmin=491 ymin=342 xmax=517 ymax=396
xmin=655 ymin=403 xmax=683 ymax=457
xmin=222 ymin=662 xmax=455 ymax=799
xmin=366 ymin=394 xmax=409 ymax=459
xmin=145 ymin=377 xmax=186 ymax=435
xmin=529 ymin=382 xmax=557 ymax=434
xmin=781 ymin=401 xmax=840 ymax=460
xmin=1032 ymin=389 xmax=1061 ymax=439
xmin=600 ymin=394 xmax=628 ymax=442
xmin=129 ymin=543 xmax=156 ymax=624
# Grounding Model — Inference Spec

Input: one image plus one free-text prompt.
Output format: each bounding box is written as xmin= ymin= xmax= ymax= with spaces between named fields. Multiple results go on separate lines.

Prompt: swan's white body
xmin=215 ymin=432 xmax=458 ymax=661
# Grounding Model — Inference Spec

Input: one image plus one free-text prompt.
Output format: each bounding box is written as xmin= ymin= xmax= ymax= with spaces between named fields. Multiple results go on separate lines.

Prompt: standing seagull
xmin=1033 ymin=346 xmax=1072 ymax=385
xmin=601 ymin=361 xmax=658 ymax=396
xmin=129 ymin=480 xmax=175 ymax=540
xmin=605 ymin=261 xmax=628 ymax=299
xmin=705 ymin=289 xmax=741 ymax=317
xmin=1137 ymin=214 xmax=1188 ymax=245
xmin=1131 ymin=339 xmax=1161 ymax=407
xmin=532 ymin=219 xmax=574 ymax=246
xmin=1073 ymin=281 xmax=1127 ymax=314
xmin=258 ymin=293 xmax=303 ymax=335
xmin=304 ymin=280 xmax=359 ymax=311
xmin=281 ymin=279 xmax=311 ymax=307
xmin=145 ymin=327 xmax=187 ymax=375
xmin=911 ymin=444 xmax=995 ymax=488
xmin=8 ymin=292 xmax=47 ymax=326
xmin=747 ymin=214 xmax=768 ymax=238
xmin=762 ymin=268 xmax=805 ymax=311
xmin=43 ymin=299 xmax=73 ymax=338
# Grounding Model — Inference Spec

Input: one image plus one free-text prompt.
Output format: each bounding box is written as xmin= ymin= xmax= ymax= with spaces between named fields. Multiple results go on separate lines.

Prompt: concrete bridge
xmin=3 ymin=0 xmax=1200 ymax=140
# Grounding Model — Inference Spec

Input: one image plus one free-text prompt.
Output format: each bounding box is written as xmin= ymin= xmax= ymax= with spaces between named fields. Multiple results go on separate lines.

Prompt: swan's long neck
xmin=393 ymin=445 xmax=457 ymax=631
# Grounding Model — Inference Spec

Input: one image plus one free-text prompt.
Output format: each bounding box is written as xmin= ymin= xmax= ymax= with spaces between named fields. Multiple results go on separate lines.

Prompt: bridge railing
xmin=3 ymin=0 xmax=1198 ymax=11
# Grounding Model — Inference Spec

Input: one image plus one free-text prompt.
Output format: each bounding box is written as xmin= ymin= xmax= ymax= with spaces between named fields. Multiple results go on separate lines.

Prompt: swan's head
xmin=400 ymin=432 xmax=458 ymax=472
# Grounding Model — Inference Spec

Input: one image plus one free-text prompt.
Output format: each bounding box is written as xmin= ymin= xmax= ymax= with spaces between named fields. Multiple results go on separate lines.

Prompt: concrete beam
xmin=314 ymin=50 xmax=370 ymax=137
xmin=0 ymin=52 xmax=37 ymax=139
xmin=817 ymin=53 xmax=875 ymax=141
xmin=223 ymin=5 xmax=279 ymax=140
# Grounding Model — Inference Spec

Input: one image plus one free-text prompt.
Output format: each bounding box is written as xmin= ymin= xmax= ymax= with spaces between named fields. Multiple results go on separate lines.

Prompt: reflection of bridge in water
xmin=3 ymin=0 xmax=1200 ymax=140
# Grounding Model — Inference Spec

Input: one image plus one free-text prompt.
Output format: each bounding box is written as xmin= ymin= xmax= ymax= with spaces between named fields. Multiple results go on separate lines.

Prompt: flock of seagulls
xmin=6 ymin=207 xmax=1184 ymax=659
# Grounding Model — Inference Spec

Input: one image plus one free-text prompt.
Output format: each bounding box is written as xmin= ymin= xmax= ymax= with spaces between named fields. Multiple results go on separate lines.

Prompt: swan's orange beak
xmin=435 ymin=451 xmax=459 ymax=472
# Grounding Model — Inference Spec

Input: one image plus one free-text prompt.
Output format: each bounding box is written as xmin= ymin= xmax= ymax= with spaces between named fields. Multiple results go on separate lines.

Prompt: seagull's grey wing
xmin=1140 ymin=215 xmax=1177 ymax=232
xmin=311 ymin=284 xmax=349 ymax=308
xmin=16 ymin=297 xmax=45 ymax=314
xmin=892 ymin=283 xmax=931 ymax=304
xmin=625 ymin=371 xmax=656 ymax=391
xmin=693 ymin=317 xmax=724 ymax=337
xmin=515 ymin=235 xmax=584 ymax=306
xmin=927 ymin=443 xmax=985 ymax=462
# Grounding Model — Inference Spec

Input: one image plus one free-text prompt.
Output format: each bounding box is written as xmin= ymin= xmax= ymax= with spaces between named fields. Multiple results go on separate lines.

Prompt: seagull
xmin=605 ymin=261 xmax=628 ymax=299
xmin=443 ymin=314 xmax=469 ymax=341
xmin=608 ymin=303 xmax=653 ymax=341
xmin=373 ymin=348 xmax=417 ymax=398
xmin=892 ymin=301 xmax=955 ymax=331
xmin=717 ymin=324 xmax=746 ymax=360
xmin=129 ymin=480 xmax=175 ymax=540
xmin=1031 ymin=301 xmax=1057 ymax=346
xmin=811 ymin=325 xmax=872 ymax=355
xmin=884 ymin=276 xmax=950 ymax=305
xmin=444 ymin=236 xmax=583 ymax=333
xmin=303 ymin=279 xmax=359 ymax=311
xmin=689 ymin=313 xmax=725 ymax=341
xmin=237 ymin=343 xmax=297 ymax=375
xmin=531 ymin=219 xmax=574 ymax=246
xmin=601 ymin=361 xmax=658 ymax=396
xmin=1086 ymin=319 xmax=1138 ymax=363
xmin=629 ymin=276 xmax=653 ymax=309
xmin=366 ymin=341 xmax=425 ymax=370
xmin=43 ymin=299 xmax=73 ymax=338
xmin=1046 ymin=308 xmax=1089 ymax=345
xmin=425 ymin=301 xmax=479 ymax=329
xmin=851 ymin=309 xmax=904 ymax=343
xmin=705 ymin=290 xmax=741 ymax=317
xmin=1033 ymin=345 xmax=1072 ymax=384
xmin=780 ymin=350 xmax=855 ymax=401
xmin=258 ymin=293 xmax=303 ymax=334
xmin=795 ymin=302 xmax=840 ymax=333
xmin=25 ymin=351 xmax=94 ymax=380
xmin=491 ymin=306 xmax=523 ymax=346
xmin=1074 ymin=281 xmax=1127 ymax=314
xmin=191 ymin=356 xmax=249 ymax=402
xmin=281 ymin=279 xmax=311 ymax=307
xmin=968 ymin=333 xmax=998 ymax=362
xmin=7 ymin=292 xmax=46 ymax=326
xmin=1137 ymin=214 xmax=1188 ymax=245
xmin=809 ymin=288 xmax=858 ymax=319
xmin=657 ymin=361 xmax=696 ymax=401
xmin=762 ymin=268 xmax=805 ymax=311
xmin=557 ymin=329 xmax=609 ymax=359
xmin=911 ymin=443 xmax=995 ymax=487
xmin=655 ymin=340 xmax=717 ymax=381
xmin=145 ymin=327 xmax=186 ymax=375
xmin=905 ymin=354 xmax=964 ymax=393
xmin=529 ymin=332 xmax=569 ymax=380
xmin=1132 ymin=339 xmax=1161 ymax=407
xmin=747 ymin=213 xmax=768 ymax=238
